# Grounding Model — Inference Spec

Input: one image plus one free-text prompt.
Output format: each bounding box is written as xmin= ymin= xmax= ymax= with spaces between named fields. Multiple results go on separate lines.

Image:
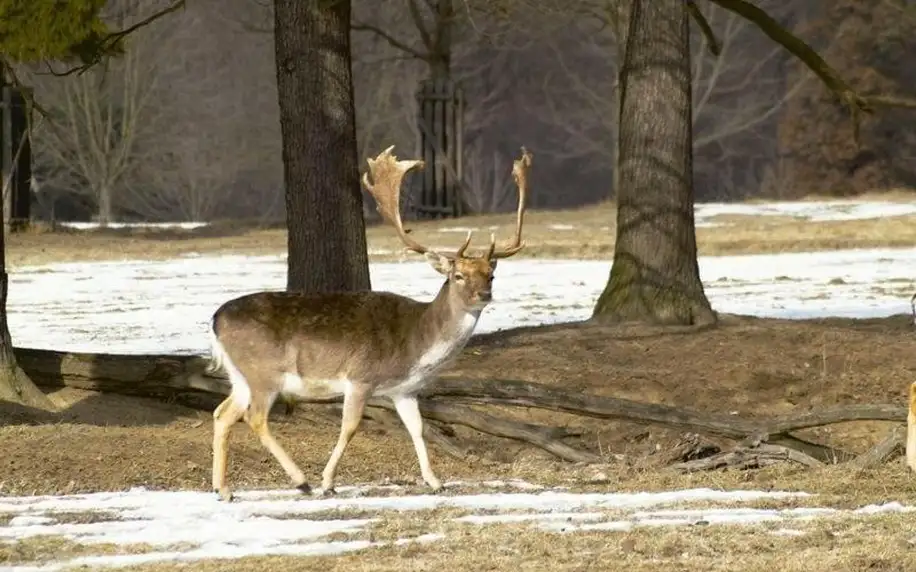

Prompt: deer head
xmin=362 ymin=145 xmax=531 ymax=311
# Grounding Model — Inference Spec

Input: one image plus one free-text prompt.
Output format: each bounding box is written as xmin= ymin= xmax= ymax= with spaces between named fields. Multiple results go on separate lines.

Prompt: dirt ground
xmin=2 ymin=314 xmax=916 ymax=569
xmin=9 ymin=193 xmax=916 ymax=267
xmin=1 ymin=313 xmax=914 ymax=497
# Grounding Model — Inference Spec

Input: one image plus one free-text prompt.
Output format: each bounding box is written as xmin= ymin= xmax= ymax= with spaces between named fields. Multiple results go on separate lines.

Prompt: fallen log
xmin=15 ymin=347 xmax=906 ymax=466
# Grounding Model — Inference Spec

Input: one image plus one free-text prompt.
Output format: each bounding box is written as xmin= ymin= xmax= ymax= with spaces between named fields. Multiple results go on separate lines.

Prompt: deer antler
xmin=488 ymin=146 xmax=531 ymax=260
xmin=361 ymin=146 xmax=429 ymax=255
xmin=362 ymin=145 xmax=530 ymax=261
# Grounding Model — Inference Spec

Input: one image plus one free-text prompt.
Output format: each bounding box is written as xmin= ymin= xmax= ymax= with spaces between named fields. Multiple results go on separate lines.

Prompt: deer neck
xmin=416 ymin=279 xmax=480 ymax=353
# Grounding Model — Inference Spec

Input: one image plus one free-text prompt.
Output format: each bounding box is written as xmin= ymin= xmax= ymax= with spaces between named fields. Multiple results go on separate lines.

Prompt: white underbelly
xmin=375 ymin=374 xmax=433 ymax=397
xmin=281 ymin=373 xmax=350 ymax=399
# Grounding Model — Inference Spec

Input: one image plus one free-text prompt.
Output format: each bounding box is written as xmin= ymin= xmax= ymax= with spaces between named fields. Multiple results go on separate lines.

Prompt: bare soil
xmin=0 ymin=314 xmax=914 ymax=497
xmin=2 ymin=315 xmax=916 ymax=569
xmin=10 ymin=194 xmax=916 ymax=267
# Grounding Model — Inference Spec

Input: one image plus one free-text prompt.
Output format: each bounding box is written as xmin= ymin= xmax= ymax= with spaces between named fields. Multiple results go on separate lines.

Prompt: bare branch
xmin=351 ymin=21 xmax=430 ymax=60
xmin=686 ymin=0 xmax=722 ymax=57
xmin=708 ymin=0 xmax=916 ymax=142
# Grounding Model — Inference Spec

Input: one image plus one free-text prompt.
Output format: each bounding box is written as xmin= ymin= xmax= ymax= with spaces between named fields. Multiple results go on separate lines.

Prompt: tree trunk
xmin=273 ymin=0 xmax=371 ymax=294
xmin=608 ymin=0 xmax=631 ymax=201
xmin=427 ymin=0 xmax=454 ymax=81
xmin=97 ymin=185 xmax=112 ymax=228
xmin=0 ymin=189 xmax=54 ymax=408
xmin=593 ymin=0 xmax=716 ymax=326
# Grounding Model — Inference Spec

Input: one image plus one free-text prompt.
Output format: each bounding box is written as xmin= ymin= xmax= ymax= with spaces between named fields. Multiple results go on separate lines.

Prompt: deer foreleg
xmin=320 ymin=383 xmax=370 ymax=494
xmin=393 ymin=395 xmax=442 ymax=491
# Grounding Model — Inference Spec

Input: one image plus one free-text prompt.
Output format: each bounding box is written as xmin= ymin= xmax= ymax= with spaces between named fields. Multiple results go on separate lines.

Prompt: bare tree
xmin=125 ymin=0 xmax=281 ymax=222
xmin=24 ymin=0 xmax=183 ymax=226
xmin=461 ymin=140 xmax=517 ymax=214
xmin=350 ymin=0 xmax=543 ymax=214
xmin=535 ymin=0 xmax=810 ymax=199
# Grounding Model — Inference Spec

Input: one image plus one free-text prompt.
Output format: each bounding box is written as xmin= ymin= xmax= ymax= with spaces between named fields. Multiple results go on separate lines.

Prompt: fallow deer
xmin=208 ymin=145 xmax=532 ymax=501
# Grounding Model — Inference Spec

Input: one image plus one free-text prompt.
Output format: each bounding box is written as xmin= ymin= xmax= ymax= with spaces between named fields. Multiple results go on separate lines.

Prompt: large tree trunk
xmin=593 ymin=0 xmax=716 ymax=326
xmin=0 ymin=182 xmax=54 ymax=408
xmin=274 ymin=0 xmax=371 ymax=294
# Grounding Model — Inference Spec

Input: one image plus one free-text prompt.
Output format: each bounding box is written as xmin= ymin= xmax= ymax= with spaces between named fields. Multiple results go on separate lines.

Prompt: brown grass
xmin=9 ymin=193 xmax=916 ymax=267
xmin=3 ymin=315 xmax=916 ymax=569
xmin=82 ymin=499 xmax=916 ymax=572
xmin=6 ymin=466 xmax=915 ymax=571
xmin=0 ymin=535 xmax=157 ymax=566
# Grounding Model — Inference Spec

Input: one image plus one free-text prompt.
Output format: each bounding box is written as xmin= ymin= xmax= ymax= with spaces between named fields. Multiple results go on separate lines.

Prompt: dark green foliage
xmin=0 ymin=0 xmax=114 ymax=64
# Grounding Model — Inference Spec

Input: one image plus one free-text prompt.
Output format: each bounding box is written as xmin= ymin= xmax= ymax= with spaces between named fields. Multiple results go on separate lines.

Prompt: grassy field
xmin=8 ymin=193 xmax=916 ymax=268
xmin=2 ymin=196 xmax=916 ymax=570
xmin=2 ymin=315 xmax=916 ymax=570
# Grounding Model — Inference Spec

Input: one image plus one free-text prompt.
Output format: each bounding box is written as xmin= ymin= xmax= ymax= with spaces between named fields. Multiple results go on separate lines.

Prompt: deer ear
xmin=424 ymin=252 xmax=453 ymax=275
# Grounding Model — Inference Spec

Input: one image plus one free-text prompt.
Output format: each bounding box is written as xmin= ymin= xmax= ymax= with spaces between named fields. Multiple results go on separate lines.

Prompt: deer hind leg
xmin=392 ymin=395 xmax=442 ymax=491
xmin=212 ymin=393 xmax=247 ymax=502
xmin=245 ymin=389 xmax=310 ymax=493
xmin=907 ymin=382 xmax=916 ymax=472
xmin=320 ymin=382 xmax=370 ymax=495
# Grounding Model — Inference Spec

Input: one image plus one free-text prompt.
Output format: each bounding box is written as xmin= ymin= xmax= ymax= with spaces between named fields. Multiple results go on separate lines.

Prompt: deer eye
xmin=454 ymin=272 xmax=466 ymax=282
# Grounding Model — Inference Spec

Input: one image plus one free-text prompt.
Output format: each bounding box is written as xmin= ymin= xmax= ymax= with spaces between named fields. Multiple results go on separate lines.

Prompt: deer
xmin=208 ymin=145 xmax=532 ymax=501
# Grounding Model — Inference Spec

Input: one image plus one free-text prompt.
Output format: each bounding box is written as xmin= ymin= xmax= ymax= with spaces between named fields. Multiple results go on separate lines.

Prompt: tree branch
xmin=686 ymin=0 xmax=722 ymax=57
xmin=707 ymin=0 xmax=916 ymax=143
xmin=351 ymin=21 xmax=430 ymax=61
xmin=42 ymin=0 xmax=186 ymax=77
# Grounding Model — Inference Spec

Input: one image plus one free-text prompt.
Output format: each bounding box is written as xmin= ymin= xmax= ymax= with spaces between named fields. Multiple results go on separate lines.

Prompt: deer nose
xmin=478 ymin=290 xmax=492 ymax=302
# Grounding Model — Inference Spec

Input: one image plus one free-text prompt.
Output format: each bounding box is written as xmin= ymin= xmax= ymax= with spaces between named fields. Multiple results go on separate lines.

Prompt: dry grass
xmin=9 ymin=193 xmax=916 ymax=267
xmin=8 ymin=464 xmax=916 ymax=572
xmin=94 ymin=488 xmax=916 ymax=572
xmin=0 ymin=535 xmax=158 ymax=566
xmin=1 ymin=265 xmax=916 ymax=569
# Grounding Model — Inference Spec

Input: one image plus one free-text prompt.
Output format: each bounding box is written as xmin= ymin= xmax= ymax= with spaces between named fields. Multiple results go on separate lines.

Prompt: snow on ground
xmin=46 ymin=199 xmax=916 ymax=235
xmin=2 ymin=200 xmax=916 ymax=568
xmin=57 ymin=221 xmax=209 ymax=231
xmin=694 ymin=200 xmax=916 ymax=224
xmin=6 ymin=247 xmax=916 ymax=355
xmin=0 ymin=483 xmax=910 ymax=571
xmin=429 ymin=199 xmax=916 ymax=234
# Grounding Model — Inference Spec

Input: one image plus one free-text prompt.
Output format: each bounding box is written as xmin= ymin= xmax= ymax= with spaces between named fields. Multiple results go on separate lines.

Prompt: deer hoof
xmin=316 ymin=486 xmax=337 ymax=498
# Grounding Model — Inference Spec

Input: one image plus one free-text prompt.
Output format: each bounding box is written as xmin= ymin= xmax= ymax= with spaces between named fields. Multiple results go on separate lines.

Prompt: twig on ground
xmin=670 ymin=442 xmax=824 ymax=473
xmin=847 ymin=427 xmax=904 ymax=470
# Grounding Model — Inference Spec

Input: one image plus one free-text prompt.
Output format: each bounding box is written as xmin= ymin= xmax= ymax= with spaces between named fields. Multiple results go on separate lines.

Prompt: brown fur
xmin=209 ymin=145 xmax=530 ymax=500
xmin=213 ymin=256 xmax=496 ymax=396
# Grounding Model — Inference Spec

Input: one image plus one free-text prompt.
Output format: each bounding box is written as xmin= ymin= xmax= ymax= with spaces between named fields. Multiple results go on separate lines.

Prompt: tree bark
xmin=97 ymin=184 xmax=112 ymax=228
xmin=608 ymin=0 xmax=631 ymax=201
xmin=0 ymin=197 xmax=54 ymax=408
xmin=593 ymin=0 xmax=716 ymax=326
xmin=274 ymin=0 xmax=371 ymax=293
